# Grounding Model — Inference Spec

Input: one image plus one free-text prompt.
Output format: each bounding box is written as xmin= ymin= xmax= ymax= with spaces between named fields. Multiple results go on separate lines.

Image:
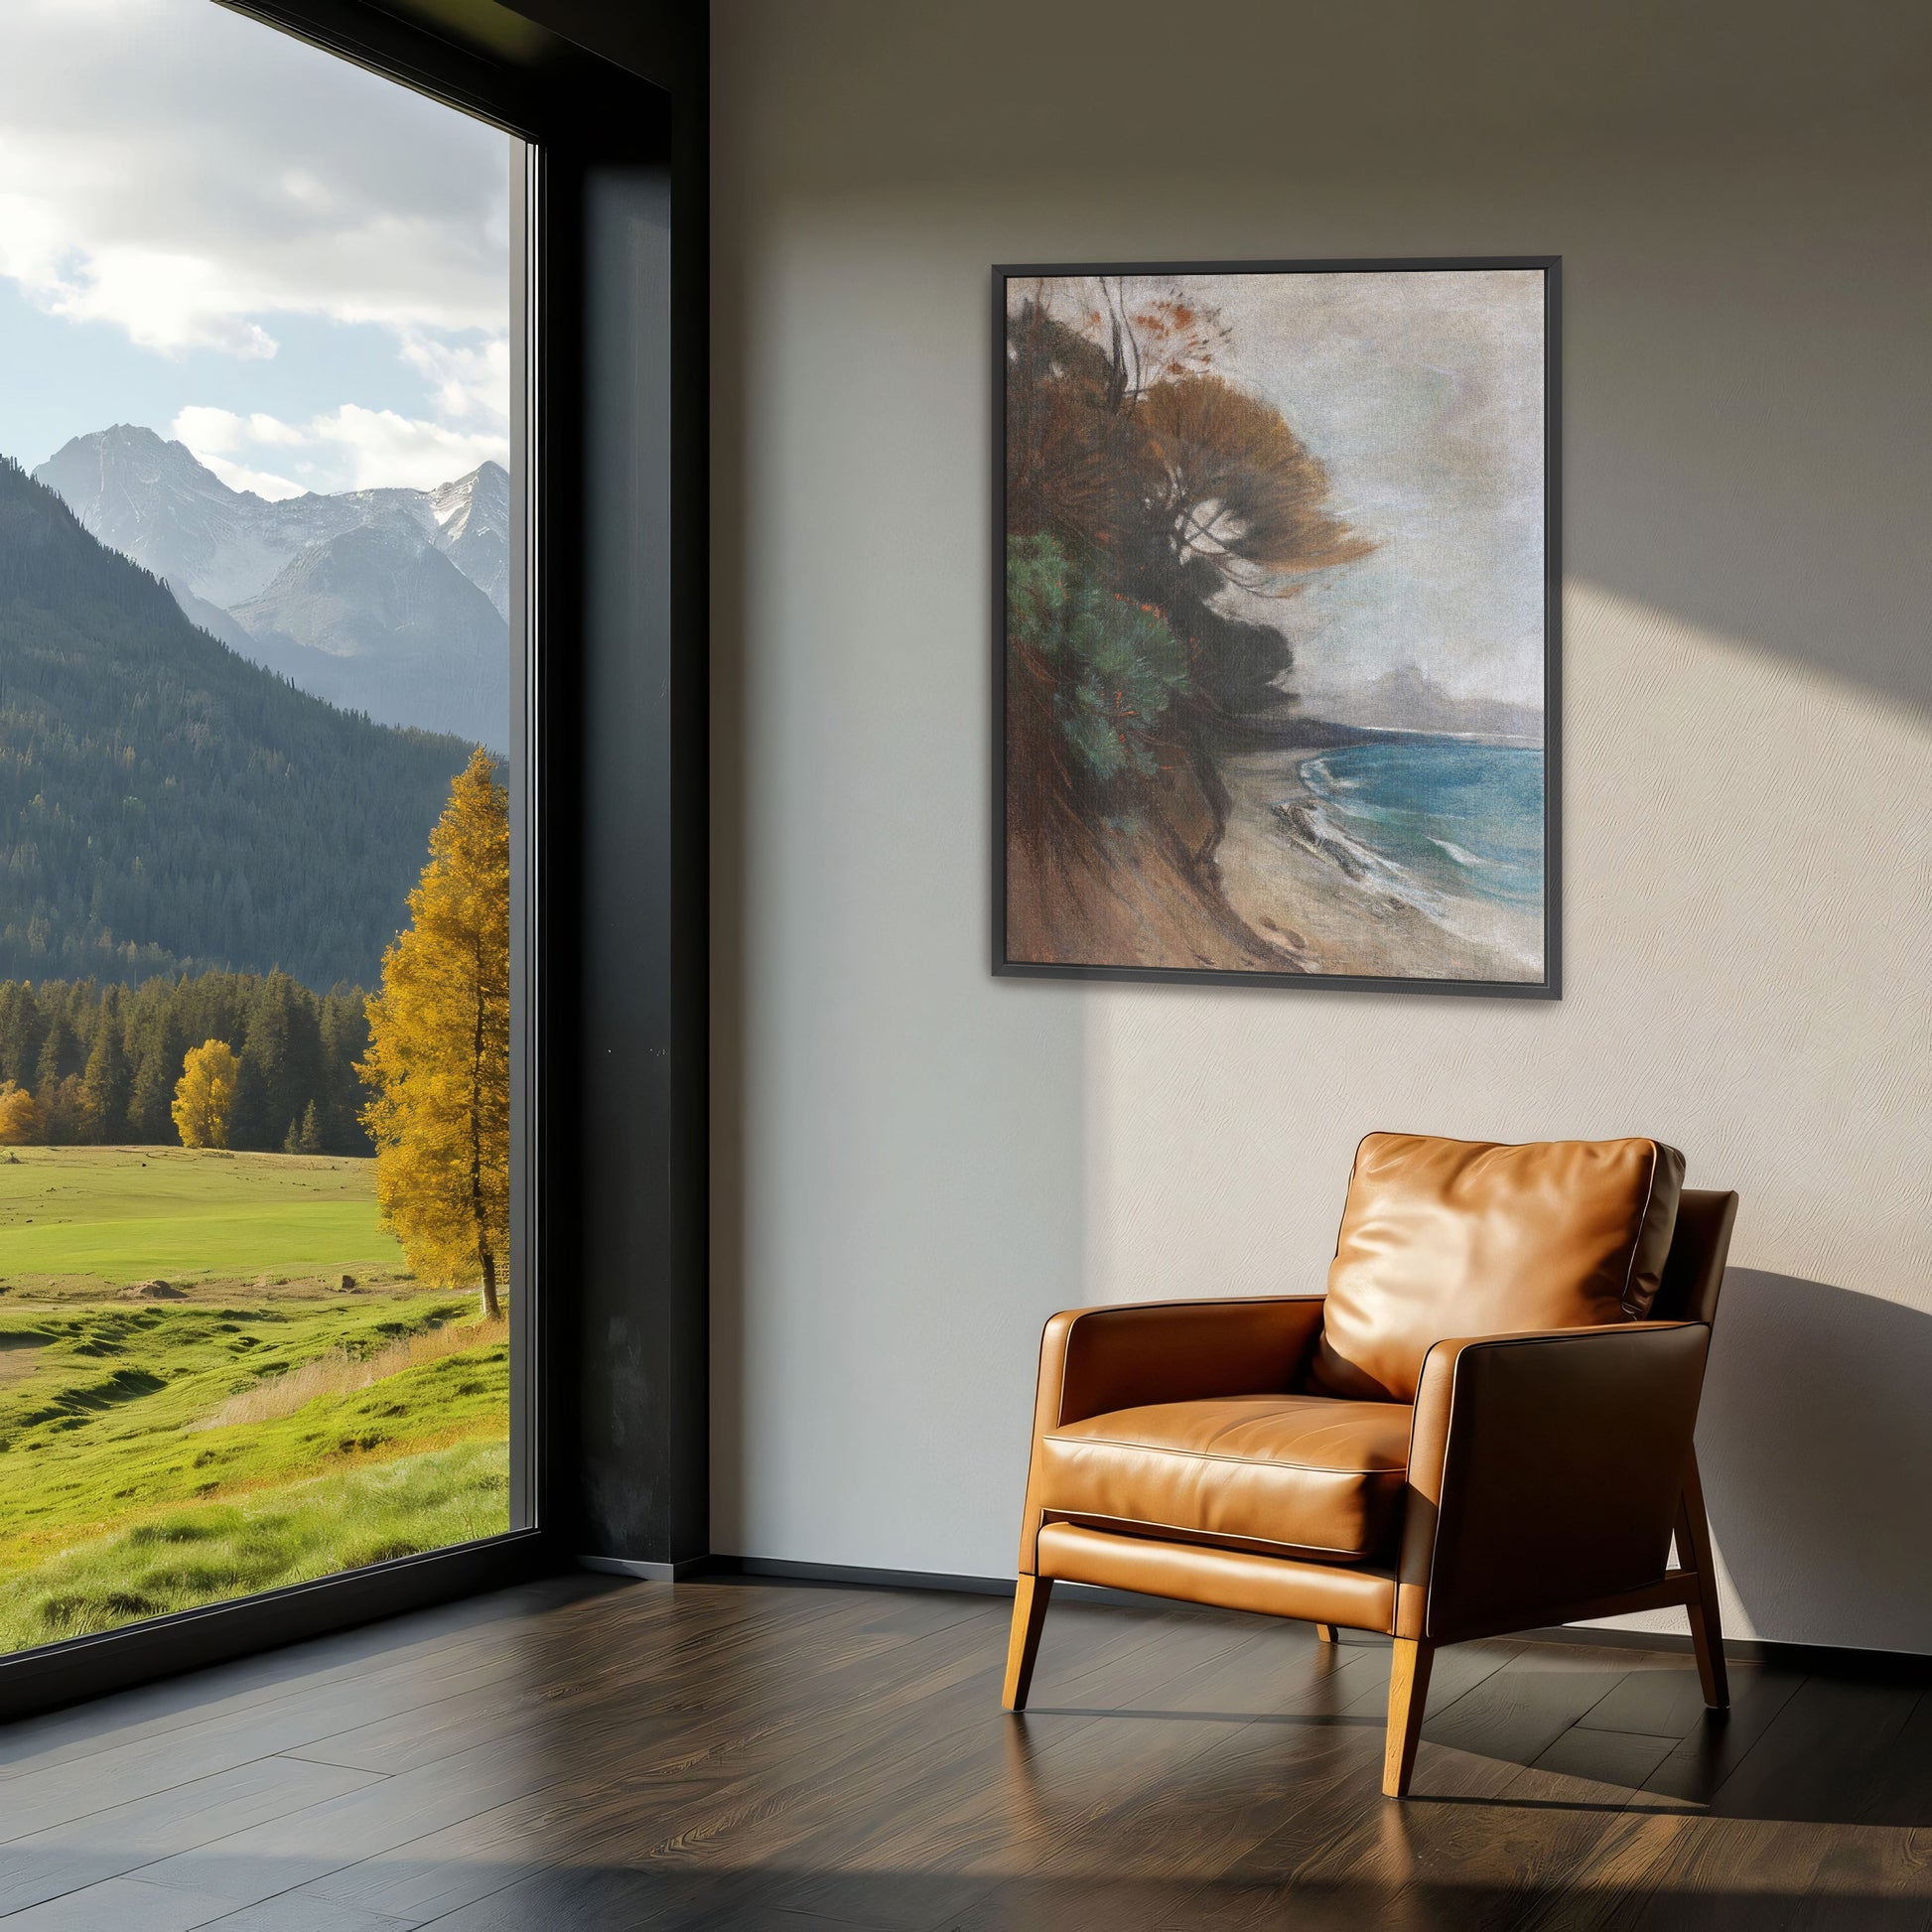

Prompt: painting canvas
xmin=995 ymin=258 xmax=1558 ymax=996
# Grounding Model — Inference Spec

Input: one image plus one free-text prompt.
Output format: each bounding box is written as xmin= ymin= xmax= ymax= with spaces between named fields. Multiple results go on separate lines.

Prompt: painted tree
xmin=171 ymin=1039 xmax=239 ymax=1149
xmin=358 ymin=749 xmax=510 ymax=1319
xmin=1004 ymin=281 xmax=1372 ymax=854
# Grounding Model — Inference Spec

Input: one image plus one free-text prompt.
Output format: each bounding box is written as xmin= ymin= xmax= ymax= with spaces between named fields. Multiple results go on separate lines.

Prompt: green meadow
xmin=0 ymin=1148 xmax=509 ymax=1651
xmin=0 ymin=1145 xmax=406 ymax=1289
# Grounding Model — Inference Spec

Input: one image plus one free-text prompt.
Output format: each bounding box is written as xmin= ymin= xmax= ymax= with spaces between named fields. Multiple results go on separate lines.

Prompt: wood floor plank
xmin=1704 ymin=1676 xmax=1918 ymax=1823
xmin=409 ymin=1601 xmax=1284 ymax=1929
xmin=1148 ymin=1636 xmax=1530 ymax=1891
xmin=1634 ymin=1659 xmax=1808 ymax=1811
xmin=129 ymin=1587 xmax=1012 ymax=1923
xmin=1569 ymin=1645 xmax=1792 ymax=1753
xmin=1250 ymin=1644 xmax=1652 ymax=1932
xmin=0 ymin=1579 xmax=610 ymax=1782
xmin=0 ymin=1581 xmax=654 ymax=1826
xmin=200 ymin=1894 xmax=425 ymax=1930
xmin=616 ymin=1606 xmax=1282 ymax=1925
xmin=0 ymin=1652 xmax=523 ymax=1843
xmin=129 ymin=1727 xmax=649 ymax=1909
xmin=291 ymin=1595 xmax=1180 ymax=1927
xmin=938 ymin=1642 xmax=1394 ymax=1931
xmin=1526 ymin=1726 xmax=1679 ymax=1794
xmin=0 ymin=1874 xmax=247 ymax=1931
xmin=1414 ymin=1645 xmax=1644 ymax=1789
xmin=0 ymin=1756 xmax=384 ymax=1918
xmin=1855 ymin=1691 xmax=1932 ymax=1831
xmin=895 ymin=1619 xmax=1419 ymax=1926
xmin=762 ymin=1619 xmax=1358 ymax=1927
xmin=283 ymin=1576 xmax=871 ymax=1775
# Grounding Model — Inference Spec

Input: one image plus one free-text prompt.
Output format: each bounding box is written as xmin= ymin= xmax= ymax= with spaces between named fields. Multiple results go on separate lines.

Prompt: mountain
xmin=232 ymin=514 xmax=508 ymax=749
xmin=1325 ymin=665 xmax=1543 ymax=744
xmin=430 ymin=461 xmax=510 ymax=617
xmin=0 ymin=457 xmax=476 ymax=989
xmin=34 ymin=427 xmax=510 ymax=744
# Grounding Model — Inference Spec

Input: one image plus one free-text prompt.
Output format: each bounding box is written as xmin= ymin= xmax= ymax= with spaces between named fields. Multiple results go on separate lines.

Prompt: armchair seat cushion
xmin=1035 ymin=1393 xmax=1411 ymax=1564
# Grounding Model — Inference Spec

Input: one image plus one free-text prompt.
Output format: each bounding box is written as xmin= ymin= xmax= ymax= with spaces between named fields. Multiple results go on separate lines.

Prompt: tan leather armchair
xmin=1003 ymin=1134 xmax=1737 ymax=1798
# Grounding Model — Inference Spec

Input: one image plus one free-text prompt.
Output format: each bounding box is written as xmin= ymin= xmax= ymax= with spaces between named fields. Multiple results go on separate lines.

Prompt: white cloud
xmin=172 ymin=402 xmax=507 ymax=498
xmin=398 ymin=333 xmax=511 ymax=425
xmin=2 ymin=0 xmax=512 ymax=490
xmin=173 ymin=407 xmax=309 ymax=454
xmin=309 ymin=404 xmax=508 ymax=491
xmin=0 ymin=0 xmax=510 ymax=353
xmin=199 ymin=455 xmax=310 ymax=501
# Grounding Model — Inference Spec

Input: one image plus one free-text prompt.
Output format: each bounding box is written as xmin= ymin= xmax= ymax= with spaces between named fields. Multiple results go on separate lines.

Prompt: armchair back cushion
xmin=1307 ymin=1133 xmax=1687 ymax=1403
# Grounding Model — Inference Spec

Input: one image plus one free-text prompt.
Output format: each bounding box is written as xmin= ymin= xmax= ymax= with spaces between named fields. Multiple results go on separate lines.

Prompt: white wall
xmin=711 ymin=1 xmax=1932 ymax=1650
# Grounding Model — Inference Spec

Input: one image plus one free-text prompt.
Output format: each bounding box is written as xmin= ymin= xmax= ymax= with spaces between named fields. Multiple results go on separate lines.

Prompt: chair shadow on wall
xmin=1699 ymin=1269 xmax=1932 ymax=1662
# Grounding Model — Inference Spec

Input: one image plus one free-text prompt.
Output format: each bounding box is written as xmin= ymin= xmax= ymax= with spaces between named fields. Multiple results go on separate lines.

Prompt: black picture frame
xmin=992 ymin=255 xmax=1562 ymax=1000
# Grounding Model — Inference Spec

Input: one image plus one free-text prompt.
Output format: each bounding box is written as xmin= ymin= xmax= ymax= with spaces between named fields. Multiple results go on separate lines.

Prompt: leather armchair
xmin=1003 ymin=1135 xmax=1738 ymax=1799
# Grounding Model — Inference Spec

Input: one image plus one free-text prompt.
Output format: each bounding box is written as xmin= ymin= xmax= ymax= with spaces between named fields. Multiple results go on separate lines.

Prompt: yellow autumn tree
xmin=0 ymin=1079 xmax=41 ymax=1146
xmin=358 ymin=749 xmax=510 ymax=1318
xmin=172 ymin=1040 xmax=239 ymax=1149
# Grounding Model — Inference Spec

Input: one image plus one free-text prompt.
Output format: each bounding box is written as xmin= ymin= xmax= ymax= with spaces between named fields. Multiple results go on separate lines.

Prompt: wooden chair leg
xmin=1677 ymin=1448 xmax=1729 ymax=1710
xmin=1382 ymin=1638 xmax=1434 ymax=1799
xmin=1003 ymin=1575 xmax=1053 ymax=1712
xmin=1313 ymin=1622 xmax=1338 ymax=1644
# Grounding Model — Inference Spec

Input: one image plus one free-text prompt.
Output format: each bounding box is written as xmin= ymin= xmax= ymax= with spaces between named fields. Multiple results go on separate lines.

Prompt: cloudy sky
xmin=0 ymin=0 xmax=513 ymax=496
xmin=1206 ymin=269 xmax=1546 ymax=711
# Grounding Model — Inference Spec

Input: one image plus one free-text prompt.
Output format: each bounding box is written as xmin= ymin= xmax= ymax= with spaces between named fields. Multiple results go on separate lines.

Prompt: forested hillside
xmin=0 ymin=971 xmax=370 ymax=1154
xmin=0 ymin=458 xmax=476 ymax=987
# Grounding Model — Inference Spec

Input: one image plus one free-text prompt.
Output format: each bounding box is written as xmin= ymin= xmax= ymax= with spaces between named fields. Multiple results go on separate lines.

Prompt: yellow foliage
xmin=172 ymin=1040 xmax=239 ymax=1149
xmin=358 ymin=749 xmax=510 ymax=1319
xmin=0 ymin=1080 xmax=41 ymax=1146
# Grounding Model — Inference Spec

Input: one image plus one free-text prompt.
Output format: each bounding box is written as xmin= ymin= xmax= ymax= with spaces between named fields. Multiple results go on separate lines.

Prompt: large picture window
xmin=0 ymin=0 xmax=529 ymax=1652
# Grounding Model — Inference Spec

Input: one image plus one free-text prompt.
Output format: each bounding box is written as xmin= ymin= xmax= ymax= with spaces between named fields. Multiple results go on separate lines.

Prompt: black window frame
xmin=0 ymin=0 xmax=709 ymax=1721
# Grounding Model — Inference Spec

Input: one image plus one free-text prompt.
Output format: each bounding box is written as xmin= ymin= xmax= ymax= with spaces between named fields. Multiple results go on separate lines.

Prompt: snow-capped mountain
xmin=33 ymin=426 xmax=510 ymax=747
xmin=232 ymin=514 xmax=508 ymax=751
xmin=430 ymin=461 xmax=509 ymax=618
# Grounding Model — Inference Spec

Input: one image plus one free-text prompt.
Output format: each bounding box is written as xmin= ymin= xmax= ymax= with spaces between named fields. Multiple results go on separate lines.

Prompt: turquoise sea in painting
xmin=1291 ymin=741 xmax=1544 ymax=914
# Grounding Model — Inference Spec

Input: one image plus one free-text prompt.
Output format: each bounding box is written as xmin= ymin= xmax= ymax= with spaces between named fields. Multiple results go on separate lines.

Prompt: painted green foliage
xmin=1007 ymin=534 xmax=1188 ymax=784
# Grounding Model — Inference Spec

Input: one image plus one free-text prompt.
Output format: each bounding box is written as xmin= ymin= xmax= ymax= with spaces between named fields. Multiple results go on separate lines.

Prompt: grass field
xmin=0 ymin=1145 xmax=408 ymax=1289
xmin=0 ymin=1148 xmax=509 ymax=1651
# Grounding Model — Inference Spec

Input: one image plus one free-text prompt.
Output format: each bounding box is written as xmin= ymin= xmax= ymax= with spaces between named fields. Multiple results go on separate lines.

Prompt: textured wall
xmin=711 ymin=0 xmax=1932 ymax=1648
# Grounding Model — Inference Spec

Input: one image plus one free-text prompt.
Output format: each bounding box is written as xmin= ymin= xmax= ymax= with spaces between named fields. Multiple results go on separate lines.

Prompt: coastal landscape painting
xmin=996 ymin=259 xmax=1557 ymax=994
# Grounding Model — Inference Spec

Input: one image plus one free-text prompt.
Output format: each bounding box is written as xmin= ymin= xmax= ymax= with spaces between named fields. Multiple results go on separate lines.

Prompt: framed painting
xmin=994 ymin=256 xmax=1560 ymax=998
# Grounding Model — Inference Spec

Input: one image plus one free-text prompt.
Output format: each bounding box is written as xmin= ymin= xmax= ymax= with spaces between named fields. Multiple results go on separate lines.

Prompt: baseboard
xmin=0 ymin=1528 xmax=553 ymax=1724
xmin=578 ymin=1554 xmax=710 ymax=1583
xmin=687 ymin=1554 xmax=1932 ymax=1678
xmin=697 ymin=1554 xmax=1014 ymax=1595
xmin=696 ymin=1553 xmax=1159 ymax=1611
xmin=1517 ymin=1622 xmax=1932 ymax=1680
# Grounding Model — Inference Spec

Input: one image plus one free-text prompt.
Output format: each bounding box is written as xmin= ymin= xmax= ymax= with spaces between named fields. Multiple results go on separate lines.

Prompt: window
xmin=0 ymin=0 xmax=530 ymax=1652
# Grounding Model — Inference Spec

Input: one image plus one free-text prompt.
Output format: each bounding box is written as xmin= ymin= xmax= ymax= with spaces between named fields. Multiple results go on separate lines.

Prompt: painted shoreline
xmin=1213 ymin=742 xmax=1545 ymax=984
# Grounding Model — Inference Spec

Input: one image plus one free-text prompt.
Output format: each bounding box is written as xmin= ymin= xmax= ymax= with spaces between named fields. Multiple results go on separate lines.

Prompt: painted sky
xmin=0 ymin=0 xmax=513 ymax=495
xmin=1023 ymin=270 xmax=1546 ymax=710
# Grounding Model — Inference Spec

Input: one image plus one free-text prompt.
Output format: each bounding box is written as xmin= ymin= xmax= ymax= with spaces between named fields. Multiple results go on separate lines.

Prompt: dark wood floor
xmin=0 ymin=1575 xmax=1927 ymax=1930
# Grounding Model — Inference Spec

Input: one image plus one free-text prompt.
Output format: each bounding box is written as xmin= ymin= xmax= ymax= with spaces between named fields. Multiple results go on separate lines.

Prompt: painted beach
xmin=1216 ymin=737 xmax=1546 ymax=983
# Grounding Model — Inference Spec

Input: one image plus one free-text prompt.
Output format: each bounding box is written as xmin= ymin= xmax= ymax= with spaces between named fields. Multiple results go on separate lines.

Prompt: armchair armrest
xmin=1396 ymin=1321 xmax=1710 ymax=1642
xmin=1033 ymin=1297 xmax=1326 ymax=1435
xmin=1017 ymin=1298 xmax=1325 ymax=1574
